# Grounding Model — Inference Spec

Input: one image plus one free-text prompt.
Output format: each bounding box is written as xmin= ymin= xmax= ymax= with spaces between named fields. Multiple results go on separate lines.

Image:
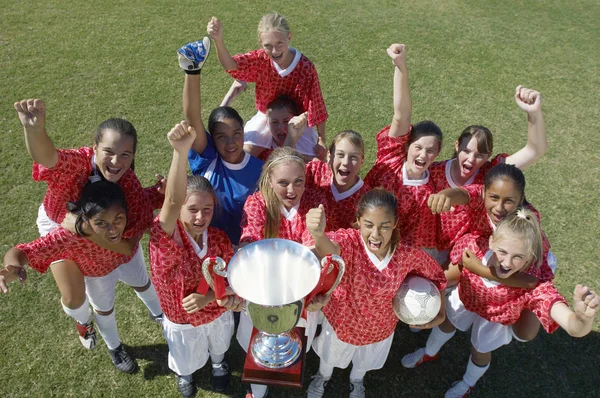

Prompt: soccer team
xmin=2 ymin=11 xmax=598 ymax=398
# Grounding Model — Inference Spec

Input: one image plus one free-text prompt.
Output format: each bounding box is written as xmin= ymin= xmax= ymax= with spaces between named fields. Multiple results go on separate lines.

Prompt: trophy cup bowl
xmin=227 ymin=239 xmax=322 ymax=369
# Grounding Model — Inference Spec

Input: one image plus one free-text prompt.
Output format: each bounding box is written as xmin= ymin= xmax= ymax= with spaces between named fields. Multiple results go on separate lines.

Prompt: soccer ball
xmin=393 ymin=275 xmax=442 ymax=325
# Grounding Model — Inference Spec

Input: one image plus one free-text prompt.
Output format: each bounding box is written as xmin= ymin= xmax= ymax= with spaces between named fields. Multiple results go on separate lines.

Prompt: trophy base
xmin=242 ymin=326 xmax=307 ymax=388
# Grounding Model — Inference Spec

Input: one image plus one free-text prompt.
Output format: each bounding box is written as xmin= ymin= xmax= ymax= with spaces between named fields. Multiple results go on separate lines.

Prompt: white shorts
xmin=163 ymin=311 xmax=234 ymax=376
xmin=85 ymin=246 xmax=149 ymax=312
xmin=447 ymin=288 xmax=526 ymax=353
xmin=312 ymin=318 xmax=394 ymax=371
xmin=244 ymin=111 xmax=319 ymax=157
xmin=236 ymin=309 xmax=318 ymax=354
xmin=37 ymin=204 xmax=60 ymax=236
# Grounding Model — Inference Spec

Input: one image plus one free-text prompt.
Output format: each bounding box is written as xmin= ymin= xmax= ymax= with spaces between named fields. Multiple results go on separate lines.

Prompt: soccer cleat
xmin=245 ymin=386 xmax=269 ymax=398
xmin=177 ymin=37 xmax=210 ymax=72
xmin=307 ymin=373 xmax=329 ymax=398
xmin=211 ymin=361 xmax=231 ymax=392
xmin=149 ymin=311 xmax=164 ymax=326
xmin=349 ymin=379 xmax=366 ymax=398
xmin=444 ymin=380 xmax=473 ymax=398
xmin=108 ymin=344 xmax=137 ymax=374
xmin=401 ymin=347 xmax=439 ymax=368
xmin=76 ymin=321 xmax=97 ymax=350
xmin=177 ymin=375 xmax=197 ymax=398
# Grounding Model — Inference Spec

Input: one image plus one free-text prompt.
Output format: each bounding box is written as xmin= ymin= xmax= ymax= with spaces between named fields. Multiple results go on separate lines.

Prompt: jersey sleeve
xmin=143 ymin=183 xmax=165 ymax=211
xmin=32 ymin=147 xmax=91 ymax=183
xmin=449 ymin=233 xmax=487 ymax=265
xmin=227 ymin=50 xmax=264 ymax=82
xmin=148 ymin=217 xmax=188 ymax=277
xmin=239 ymin=193 xmax=266 ymax=244
xmin=16 ymin=230 xmax=74 ymax=274
xmin=364 ymin=126 xmax=410 ymax=189
xmin=303 ymin=64 xmax=328 ymax=127
xmin=405 ymin=246 xmax=447 ymax=292
xmin=525 ymin=281 xmax=568 ymax=333
xmin=480 ymin=153 xmax=508 ymax=175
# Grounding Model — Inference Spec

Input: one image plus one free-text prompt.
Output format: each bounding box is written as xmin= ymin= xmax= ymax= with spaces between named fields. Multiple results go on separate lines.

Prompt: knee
xmin=94 ymin=307 xmax=115 ymax=316
xmin=513 ymin=311 xmax=541 ymax=341
xmin=132 ymin=279 xmax=152 ymax=292
xmin=61 ymin=293 xmax=86 ymax=309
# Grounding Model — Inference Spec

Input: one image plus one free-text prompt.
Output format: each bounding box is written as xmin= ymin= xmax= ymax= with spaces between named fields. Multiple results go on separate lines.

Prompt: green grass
xmin=1 ymin=0 xmax=599 ymax=396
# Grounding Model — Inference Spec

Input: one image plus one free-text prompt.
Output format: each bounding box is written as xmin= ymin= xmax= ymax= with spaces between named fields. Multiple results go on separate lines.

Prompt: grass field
xmin=1 ymin=0 xmax=599 ymax=396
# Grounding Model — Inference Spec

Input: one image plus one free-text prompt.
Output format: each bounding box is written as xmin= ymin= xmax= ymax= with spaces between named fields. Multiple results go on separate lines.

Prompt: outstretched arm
xmin=220 ymin=80 xmax=248 ymax=107
xmin=207 ymin=17 xmax=238 ymax=71
xmin=14 ymin=99 xmax=59 ymax=168
xmin=182 ymin=72 xmax=208 ymax=154
xmin=551 ymin=285 xmax=598 ymax=337
xmin=387 ymin=44 xmax=412 ymax=138
xmin=427 ymin=188 xmax=470 ymax=214
xmin=1 ymin=248 xmax=29 ymax=293
xmin=505 ymin=86 xmax=547 ymax=169
xmin=159 ymin=121 xmax=197 ymax=236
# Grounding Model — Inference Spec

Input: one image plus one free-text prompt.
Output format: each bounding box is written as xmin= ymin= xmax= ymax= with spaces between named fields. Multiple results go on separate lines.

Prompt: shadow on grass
xmin=128 ymin=343 xmax=171 ymax=379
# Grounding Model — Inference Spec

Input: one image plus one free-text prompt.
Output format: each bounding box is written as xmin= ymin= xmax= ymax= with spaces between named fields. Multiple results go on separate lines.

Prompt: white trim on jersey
xmin=173 ymin=228 xmax=208 ymax=259
xmin=203 ymin=158 xmax=218 ymax=181
xmin=280 ymin=202 xmax=300 ymax=221
xmin=330 ymin=178 xmax=364 ymax=202
xmin=445 ymin=158 xmax=478 ymax=188
xmin=273 ymin=48 xmax=302 ymax=77
xmin=361 ymin=238 xmax=395 ymax=272
xmin=402 ymin=163 xmax=430 ymax=186
xmin=222 ymin=152 xmax=251 ymax=170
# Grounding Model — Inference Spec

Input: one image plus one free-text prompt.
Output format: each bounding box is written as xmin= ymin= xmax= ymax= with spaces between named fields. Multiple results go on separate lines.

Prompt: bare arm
xmin=182 ymin=73 xmax=208 ymax=154
xmin=306 ymin=205 xmax=341 ymax=257
xmin=207 ymin=17 xmax=238 ymax=71
xmin=551 ymin=286 xmax=598 ymax=337
xmin=14 ymin=99 xmax=59 ymax=168
xmin=1 ymin=248 xmax=29 ymax=293
xmin=505 ymin=86 xmax=547 ymax=169
xmin=159 ymin=122 xmax=197 ymax=236
xmin=427 ymin=188 xmax=470 ymax=214
xmin=220 ymin=80 xmax=248 ymax=107
xmin=461 ymin=249 xmax=538 ymax=289
xmin=386 ymin=44 xmax=411 ymax=138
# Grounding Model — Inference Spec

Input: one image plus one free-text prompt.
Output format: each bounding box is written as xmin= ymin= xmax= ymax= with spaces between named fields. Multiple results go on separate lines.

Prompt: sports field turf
xmin=1 ymin=0 xmax=599 ymax=396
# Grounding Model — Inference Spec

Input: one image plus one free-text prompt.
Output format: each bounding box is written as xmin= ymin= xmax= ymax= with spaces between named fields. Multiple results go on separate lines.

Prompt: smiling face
xmin=212 ymin=117 xmax=245 ymax=164
xmin=405 ymin=136 xmax=440 ymax=179
xmin=86 ymin=204 xmax=127 ymax=244
xmin=93 ymin=129 xmax=135 ymax=182
xmin=484 ymin=178 xmax=523 ymax=225
xmin=259 ymin=30 xmax=293 ymax=68
xmin=179 ymin=191 xmax=215 ymax=240
xmin=454 ymin=136 xmax=491 ymax=180
xmin=267 ymin=107 xmax=293 ymax=147
xmin=358 ymin=207 xmax=397 ymax=260
xmin=269 ymin=161 xmax=305 ymax=210
xmin=489 ymin=233 xmax=533 ymax=278
xmin=330 ymin=138 xmax=363 ymax=191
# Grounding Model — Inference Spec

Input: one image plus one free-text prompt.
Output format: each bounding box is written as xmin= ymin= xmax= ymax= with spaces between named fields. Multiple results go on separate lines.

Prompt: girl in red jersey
xmin=149 ymin=121 xmax=242 ymax=398
xmin=364 ymin=44 xmax=442 ymax=251
xmin=1 ymin=181 xmax=154 ymax=373
xmin=401 ymin=210 xmax=598 ymax=398
xmin=238 ymin=147 xmax=326 ymax=398
xmin=13 ymin=99 xmax=163 ymax=351
xmin=208 ymin=12 xmax=328 ymax=159
xmin=303 ymin=189 xmax=446 ymax=398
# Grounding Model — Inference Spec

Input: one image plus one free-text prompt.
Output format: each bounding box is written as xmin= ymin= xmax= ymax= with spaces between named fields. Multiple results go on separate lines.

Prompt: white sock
xmin=61 ymin=297 xmax=92 ymax=325
xmin=94 ymin=311 xmax=121 ymax=350
xmin=210 ymin=352 xmax=225 ymax=364
xmin=250 ymin=384 xmax=268 ymax=398
xmin=134 ymin=283 xmax=162 ymax=317
xmin=318 ymin=360 xmax=334 ymax=379
xmin=425 ymin=326 xmax=456 ymax=356
xmin=349 ymin=367 xmax=366 ymax=382
xmin=463 ymin=356 xmax=490 ymax=387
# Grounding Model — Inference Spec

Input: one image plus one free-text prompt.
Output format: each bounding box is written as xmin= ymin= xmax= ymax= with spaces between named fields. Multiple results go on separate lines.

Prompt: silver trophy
xmin=202 ymin=239 xmax=345 ymax=369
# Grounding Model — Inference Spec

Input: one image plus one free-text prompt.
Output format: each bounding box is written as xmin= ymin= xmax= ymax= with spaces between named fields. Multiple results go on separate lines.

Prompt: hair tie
xmin=516 ymin=208 xmax=529 ymax=220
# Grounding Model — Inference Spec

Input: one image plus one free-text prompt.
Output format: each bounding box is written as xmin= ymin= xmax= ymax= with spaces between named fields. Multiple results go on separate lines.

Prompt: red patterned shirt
xmin=228 ymin=49 xmax=328 ymax=127
xmin=16 ymin=227 xmax=135 ymax=277
xmin=149 ymin=219 xmax=233 ymax=327
xmin=305 ymin=160 xmax=371 ymax=231
xmin=364 ymin=126 xmax=437 ymax=248
xmin=457 ymin=250 xmax=566 ymax=333
xmin=32 ymin=147 xmax=161 ymax=238
xmin=240 ymin=189 xmax=327 ymax=244
xmin=316 ymin=228 xmax=446 ymax=345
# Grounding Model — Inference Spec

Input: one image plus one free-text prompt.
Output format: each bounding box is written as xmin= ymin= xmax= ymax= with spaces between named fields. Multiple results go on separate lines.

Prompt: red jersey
xmin=228 ymin=49 xmax=328 ymax=127
xmin=32 ymin=147 xmax=161 ymax=238
xmin=305 ymin=160 xmax=371 ymax=231
xmin=309 ymin=228 xmax=445 ymax=345
xmin=240 ymin=188 xmax=327 ymax=244
xmin=456 ymin=250 xmax=566 ymax=333
xmin=149 ymin=220 xmax=233 ymax=327
xmin=364 ymin=126 xmax=437 ymax=248
xmin=16 ymin=227 xmax=135 ymax=277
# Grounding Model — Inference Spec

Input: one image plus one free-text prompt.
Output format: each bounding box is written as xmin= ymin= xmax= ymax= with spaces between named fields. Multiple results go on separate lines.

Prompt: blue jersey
xmin=188 ymin=137 xmax=263 ymax=245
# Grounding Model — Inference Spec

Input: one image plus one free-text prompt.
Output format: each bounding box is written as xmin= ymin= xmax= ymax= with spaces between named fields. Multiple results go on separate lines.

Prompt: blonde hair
xmin=328 ymin=130 xmax=365 ymax=158
xmin=257 ymin=12 xmax=290 ymax=41
xmin=493 ymin=208 xmax=543 ymax=269
xmin=258 ymin=147 xmax=306 ymax=238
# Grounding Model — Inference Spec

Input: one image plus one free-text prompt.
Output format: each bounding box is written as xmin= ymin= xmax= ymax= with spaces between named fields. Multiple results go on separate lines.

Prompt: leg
xmin=511 ymin=310 xmax=541 ymax=341
xmin=444 ymin=263 xmax=461 ymax=288
xmin=50 ymin=260 xmax=85 ymax=310
xmin=119 ymin=248 xmax=162 ymax=319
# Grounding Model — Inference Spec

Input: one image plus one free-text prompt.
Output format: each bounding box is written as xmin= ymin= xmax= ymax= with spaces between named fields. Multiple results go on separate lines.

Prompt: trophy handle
xmin=319 ymin=254 xmax=345 ymax=297
xmin=201 ymin=256 xmax=228 ymax=300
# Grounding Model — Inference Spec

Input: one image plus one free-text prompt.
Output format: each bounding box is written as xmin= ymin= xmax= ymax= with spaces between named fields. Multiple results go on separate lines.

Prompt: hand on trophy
xmin=306 ymin=294 xmax=331 ymax=312
xmin=217 ymin=287 xmax=245 ymax=312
